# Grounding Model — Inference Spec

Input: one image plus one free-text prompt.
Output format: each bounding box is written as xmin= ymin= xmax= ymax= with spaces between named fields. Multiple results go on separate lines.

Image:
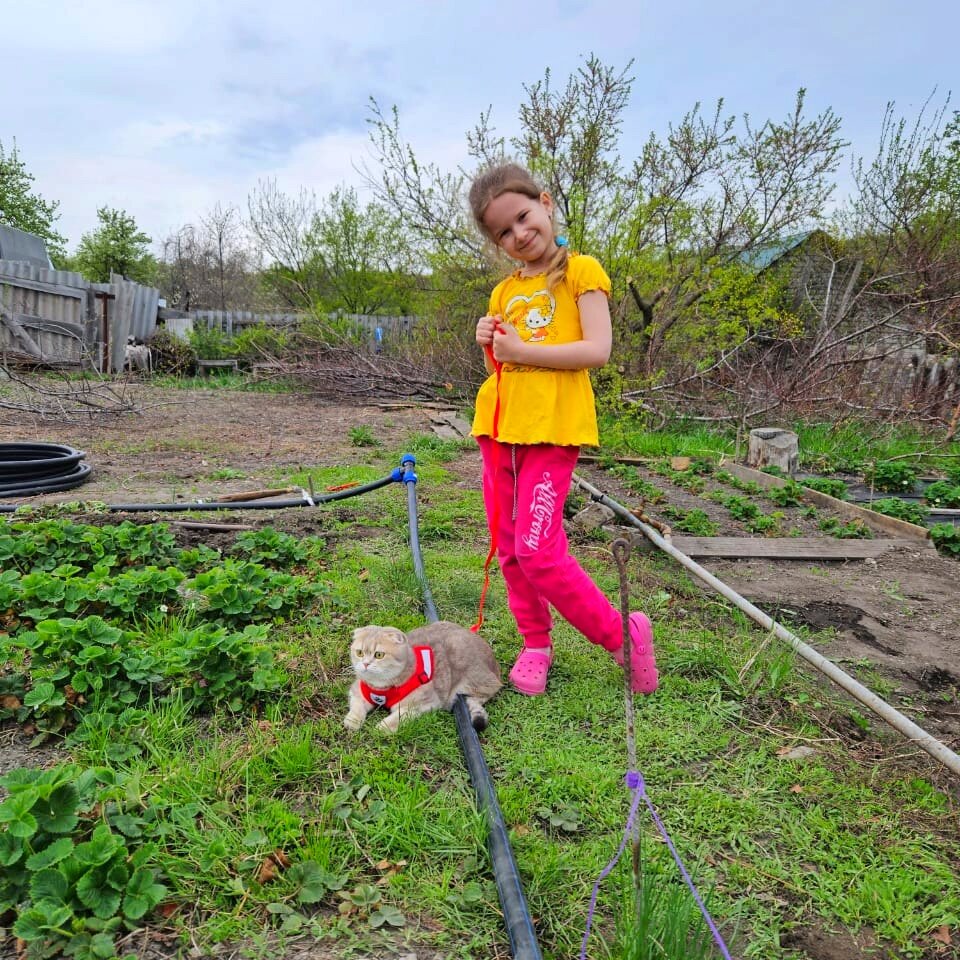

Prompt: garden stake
xmin=581 ymin=538 xmax=734 ymax=960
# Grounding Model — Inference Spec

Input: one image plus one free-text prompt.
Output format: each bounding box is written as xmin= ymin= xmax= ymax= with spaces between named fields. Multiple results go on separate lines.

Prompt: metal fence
xmin=174 ymin=310 xmax=419 ymax=347
xmin=0 ymin=260 xmax=159 ymax=372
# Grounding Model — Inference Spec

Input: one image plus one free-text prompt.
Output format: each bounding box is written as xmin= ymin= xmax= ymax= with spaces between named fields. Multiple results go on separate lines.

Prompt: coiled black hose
xmin=0 ymin=443 xmax=91 ymax=498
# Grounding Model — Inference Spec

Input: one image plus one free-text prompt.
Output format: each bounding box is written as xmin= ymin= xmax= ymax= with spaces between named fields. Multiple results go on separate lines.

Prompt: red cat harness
xmin=359 ymin=645 xmax=435 ymax=709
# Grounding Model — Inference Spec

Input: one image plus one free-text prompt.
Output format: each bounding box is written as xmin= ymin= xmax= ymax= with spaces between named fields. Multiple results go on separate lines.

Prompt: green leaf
xmin=288 ymin=860 xmax=339 ymax=904
xmin=13 ymin=903 xmax=73 ymax=940
xmin=0 ymin=791 xmax=39 ymax=838
xmin=122 ymin=867 xmax=167 ymax=920
xmin=369 ymin=904 xmax=405 ymax=929
xmin=29 ymin=865 xmax=70 ymax=901
xmin=347 ymin=883 xmax=381 ymax=908
xmin=74 ymin=823 xmax=122 ymax=866
xmin=33 ymin=783 xmax=80 ymax=834
xmin=0 ymin=831 xmax=24 ymax=866
xmin=77 ymin=868 xmax=122 ymax=919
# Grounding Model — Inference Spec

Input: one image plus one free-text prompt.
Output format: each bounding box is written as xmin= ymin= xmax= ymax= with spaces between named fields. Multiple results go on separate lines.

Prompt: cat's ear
xmin=353 ymin=625 xmax=379 ymax=644
xmin=384 ymin=627 xmax=409 ymax=645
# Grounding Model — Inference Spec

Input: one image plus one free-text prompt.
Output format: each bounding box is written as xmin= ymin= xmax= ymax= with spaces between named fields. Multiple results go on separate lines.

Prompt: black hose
xmin=0 ymin=443 xmax=91 ymax=498
xmin=0 ymin=470 xmax=403 ymax=515
xmin=400 ymin=454 xmax=542 ymax=960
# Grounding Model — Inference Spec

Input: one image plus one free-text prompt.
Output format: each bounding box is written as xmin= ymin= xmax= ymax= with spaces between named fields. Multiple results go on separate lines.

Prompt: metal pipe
xmin=401 ymin=454 xmax=542 ymax=959
xmin=572 ymin=472 xmax=960 ymax=778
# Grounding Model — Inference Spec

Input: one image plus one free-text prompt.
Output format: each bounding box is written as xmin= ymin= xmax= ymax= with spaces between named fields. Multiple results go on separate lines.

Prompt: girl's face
xmin=482 ymin=190 xmax=556 ymax=273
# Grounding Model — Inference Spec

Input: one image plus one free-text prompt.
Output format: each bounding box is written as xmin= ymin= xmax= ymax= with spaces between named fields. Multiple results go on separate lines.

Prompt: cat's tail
xmin=464 ymin=696 xmax=490 ymax=732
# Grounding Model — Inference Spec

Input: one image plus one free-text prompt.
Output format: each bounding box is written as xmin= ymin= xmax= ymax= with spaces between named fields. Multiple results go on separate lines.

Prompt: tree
xmin=72 ymin=207 xmax=158 ymax=285
xmin=0 ymin=138 xmax=67 ymax=261
xmin=158 ymin=204 xmax=260 ymax=311
xmin=247 ymin=179 xmax=421 ymax=314
xmin=366 ymin=57 xmax=846 ymax=381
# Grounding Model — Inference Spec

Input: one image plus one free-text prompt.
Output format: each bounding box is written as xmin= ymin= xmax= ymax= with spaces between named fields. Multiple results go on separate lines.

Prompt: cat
xmin=344 ymin=620 xmax=502 ymax=734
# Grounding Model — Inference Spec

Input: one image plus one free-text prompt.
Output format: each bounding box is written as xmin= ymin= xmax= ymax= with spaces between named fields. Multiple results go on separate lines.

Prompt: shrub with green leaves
xmin=864 ymin=460 xmax=918 ymax=493
xmin=869 ymin=498 xmax=928 ymax=526
xmin=766 ymin=480 xmax=804 ymax=508
xmin=819 ymin=516 xmax=872 ymax=539
xmin=180 ymin=559 xmax=324 ymax=623
xmin=929 ymin=522 xmax=960 ymax=557
xmin=923 ymin=480 xmax=960 ymax=509
xmin=229 ymin=526 xmax=310 ymax=567
xmin=0 ymin=613 xmax=289 ymax=735
xmin=660 ymin=507 xmax=720 ymax=537
xmin=0 ymin=765 xmax=167 ymax=958
xmin=802 ymin=477 xmax=848 ymax=500
xmin=0 ymin=520 xmax=178 ymax=575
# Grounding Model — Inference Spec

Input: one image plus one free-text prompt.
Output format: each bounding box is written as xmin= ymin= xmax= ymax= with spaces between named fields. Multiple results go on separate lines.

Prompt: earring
xmin=555 ymin=235 xmax=568 ymax=247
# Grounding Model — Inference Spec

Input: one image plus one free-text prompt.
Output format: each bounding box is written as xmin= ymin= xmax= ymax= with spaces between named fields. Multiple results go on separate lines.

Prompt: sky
xmin=5 ymin=0 xmax=957 ymax=254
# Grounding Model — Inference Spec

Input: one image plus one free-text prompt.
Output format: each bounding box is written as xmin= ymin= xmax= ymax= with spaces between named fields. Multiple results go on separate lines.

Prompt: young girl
xmin=468 ymin=162 xmax=658 ymax=697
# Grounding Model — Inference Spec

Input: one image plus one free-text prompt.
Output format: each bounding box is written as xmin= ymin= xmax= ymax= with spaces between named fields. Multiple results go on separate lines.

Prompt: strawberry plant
xmin=230 ymin=526 xmax=310 ymax=567
xmin=864 ymin=460 xmax=918 ymax=493
xmin=802 ymin=477 xmax=848 ymax=500
xmin=181 ymin=559 xmax=324 ymax=623
xmin=923 ymin=480 xmax=960 ymax=509
xmin=869 ymin=498 xmax=928 ymax=526
xmin=929 ymin=522 xmax=960 ymax=557
xmin=0 ymin=765 xmax=167 ymax=958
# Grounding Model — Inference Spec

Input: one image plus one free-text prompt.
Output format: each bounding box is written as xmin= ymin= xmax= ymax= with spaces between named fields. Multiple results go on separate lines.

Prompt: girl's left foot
xmin=509 ymin=646 xmax=553 ymax=696
xmin=611 ymin=613 xmax=658 ymax=694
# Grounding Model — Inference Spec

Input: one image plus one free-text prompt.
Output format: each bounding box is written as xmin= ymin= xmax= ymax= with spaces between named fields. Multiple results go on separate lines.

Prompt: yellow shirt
xmin=471 ymin=254 xmax=611 ymax=446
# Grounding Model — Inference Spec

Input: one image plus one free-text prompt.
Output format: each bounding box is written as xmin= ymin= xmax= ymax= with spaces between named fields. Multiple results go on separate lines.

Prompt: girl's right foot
xmin=610 ymin=612 xmax=658 ymax=694
xmin=509 ymin=645 xmax=553 ymax=696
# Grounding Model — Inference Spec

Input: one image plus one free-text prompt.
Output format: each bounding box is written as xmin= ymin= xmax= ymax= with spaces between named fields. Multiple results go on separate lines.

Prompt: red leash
xmin=471 ymin=341 xmax=503 ymax=633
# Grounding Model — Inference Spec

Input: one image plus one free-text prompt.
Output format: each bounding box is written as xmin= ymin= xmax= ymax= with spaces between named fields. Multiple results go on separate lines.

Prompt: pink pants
xmin=477 ymin=437 xmax=623 ymax=652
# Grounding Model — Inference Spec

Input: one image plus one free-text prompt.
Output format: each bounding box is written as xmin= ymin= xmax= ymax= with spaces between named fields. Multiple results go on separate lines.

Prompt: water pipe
xmin=571 ymin=472 xmax=960 ymax=778
xmin=0 ymin=470 xmax=406 ymax=515
xmin=400 ymin=454 xmax=543 ymax=960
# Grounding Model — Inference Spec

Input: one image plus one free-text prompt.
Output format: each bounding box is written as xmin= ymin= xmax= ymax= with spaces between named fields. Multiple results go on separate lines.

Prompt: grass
xmin=599 ymin=413 xmax=960 ymax=480
xmin=1 ymin=425 xmax=959 ymax=959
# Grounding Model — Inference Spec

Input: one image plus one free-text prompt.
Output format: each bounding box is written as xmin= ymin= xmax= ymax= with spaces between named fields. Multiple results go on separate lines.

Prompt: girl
xmin=468 ymin=162 xmax=658 ymax=697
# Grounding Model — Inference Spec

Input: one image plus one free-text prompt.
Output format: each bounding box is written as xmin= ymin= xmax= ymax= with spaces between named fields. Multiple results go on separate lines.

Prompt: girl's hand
xmin=490 ymin=321 xmax=525 ymax=363
xmin=476 ymin=314 xmax=500 ymax=347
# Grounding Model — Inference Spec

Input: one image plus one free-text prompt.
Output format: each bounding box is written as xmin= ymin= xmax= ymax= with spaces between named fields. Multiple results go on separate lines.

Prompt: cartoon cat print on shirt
xmin=504 ymin=290 xmax=556 ymax=344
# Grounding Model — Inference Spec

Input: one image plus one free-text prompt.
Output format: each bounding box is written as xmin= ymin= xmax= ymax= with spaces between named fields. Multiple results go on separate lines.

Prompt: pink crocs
xmin=611 ymin=612 xmax=659 ymax=694
xmin=509 ymin=646 xmax=553 ymax=696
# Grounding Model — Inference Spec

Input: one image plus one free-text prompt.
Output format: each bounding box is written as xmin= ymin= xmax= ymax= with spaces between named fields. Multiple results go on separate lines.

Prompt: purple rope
xmin=579 ymin=773 xmax=644 ymax=960
xmin=580 ymin=771 xmax=734 ymax=960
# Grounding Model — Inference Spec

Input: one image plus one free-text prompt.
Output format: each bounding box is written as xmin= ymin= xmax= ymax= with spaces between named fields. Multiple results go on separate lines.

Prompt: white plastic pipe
xmin=572 ymin=473 xmax=960 ymax=778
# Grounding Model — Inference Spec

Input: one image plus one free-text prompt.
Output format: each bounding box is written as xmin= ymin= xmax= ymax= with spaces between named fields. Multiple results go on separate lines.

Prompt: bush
xmin=930 ymin=522 xmax=960 ymax=557
xmin=148 ymin=328 xmax=197 ymax=376
xmin=869 ymin=498 xmax=928 ymax=526
xmin=923 ymin=480 xmax=960 ymax=509
xmin=864 ymin=460 xmax=918 ymax=493
xmin=802 ymin=477 xmax=848 ymax=500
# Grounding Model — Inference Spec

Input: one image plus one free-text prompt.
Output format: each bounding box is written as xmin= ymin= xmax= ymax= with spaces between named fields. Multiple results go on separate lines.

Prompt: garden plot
xmin=1 ymin=384 xmax=958 ymax=960
xmin=573 ymin=456 xmax=960 ymax=746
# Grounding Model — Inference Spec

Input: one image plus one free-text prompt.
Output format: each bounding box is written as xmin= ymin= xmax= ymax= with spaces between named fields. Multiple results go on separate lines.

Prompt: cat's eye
xmin=374 ymin=651 xmax=385 ymax=659
xmin=353 ymin=647 xmax=362 ymax=657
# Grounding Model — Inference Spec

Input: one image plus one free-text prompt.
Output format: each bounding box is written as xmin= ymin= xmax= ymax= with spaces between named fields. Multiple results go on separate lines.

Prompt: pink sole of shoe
xmin=509 ymin=647 xmax=553 ymax=696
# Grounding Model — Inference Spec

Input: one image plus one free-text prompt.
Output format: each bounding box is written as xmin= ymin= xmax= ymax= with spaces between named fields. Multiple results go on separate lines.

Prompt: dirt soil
xmin=593 ymin=461 xmax=960 ymax=760
xmin=1 ymin=382 xmax=959 ymax=960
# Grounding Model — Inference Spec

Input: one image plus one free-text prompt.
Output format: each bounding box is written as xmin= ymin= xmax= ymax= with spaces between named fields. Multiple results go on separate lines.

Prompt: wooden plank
xmin=723 ymin=461 xmax=931 ymax=541
xmin=0 ymin=307 xmax=42 ymax=357
xmin=664 ymin=536 xmax=936 ymax=559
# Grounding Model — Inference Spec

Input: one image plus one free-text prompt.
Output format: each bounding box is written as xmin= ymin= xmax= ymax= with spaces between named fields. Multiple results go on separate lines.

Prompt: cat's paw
xmin=343 ymin=712 xmax=365 ymax=731
xmin=377 ymin=713 xmax=401 ymax=734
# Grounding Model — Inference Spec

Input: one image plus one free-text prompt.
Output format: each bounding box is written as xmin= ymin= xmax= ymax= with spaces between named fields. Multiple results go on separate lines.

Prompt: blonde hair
xmin=468 ymin=163 xmax=569 ymax=291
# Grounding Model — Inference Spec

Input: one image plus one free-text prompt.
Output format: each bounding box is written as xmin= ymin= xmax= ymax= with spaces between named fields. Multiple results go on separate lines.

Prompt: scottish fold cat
xmin=344 ymin=621 xmax=502 ymax=733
